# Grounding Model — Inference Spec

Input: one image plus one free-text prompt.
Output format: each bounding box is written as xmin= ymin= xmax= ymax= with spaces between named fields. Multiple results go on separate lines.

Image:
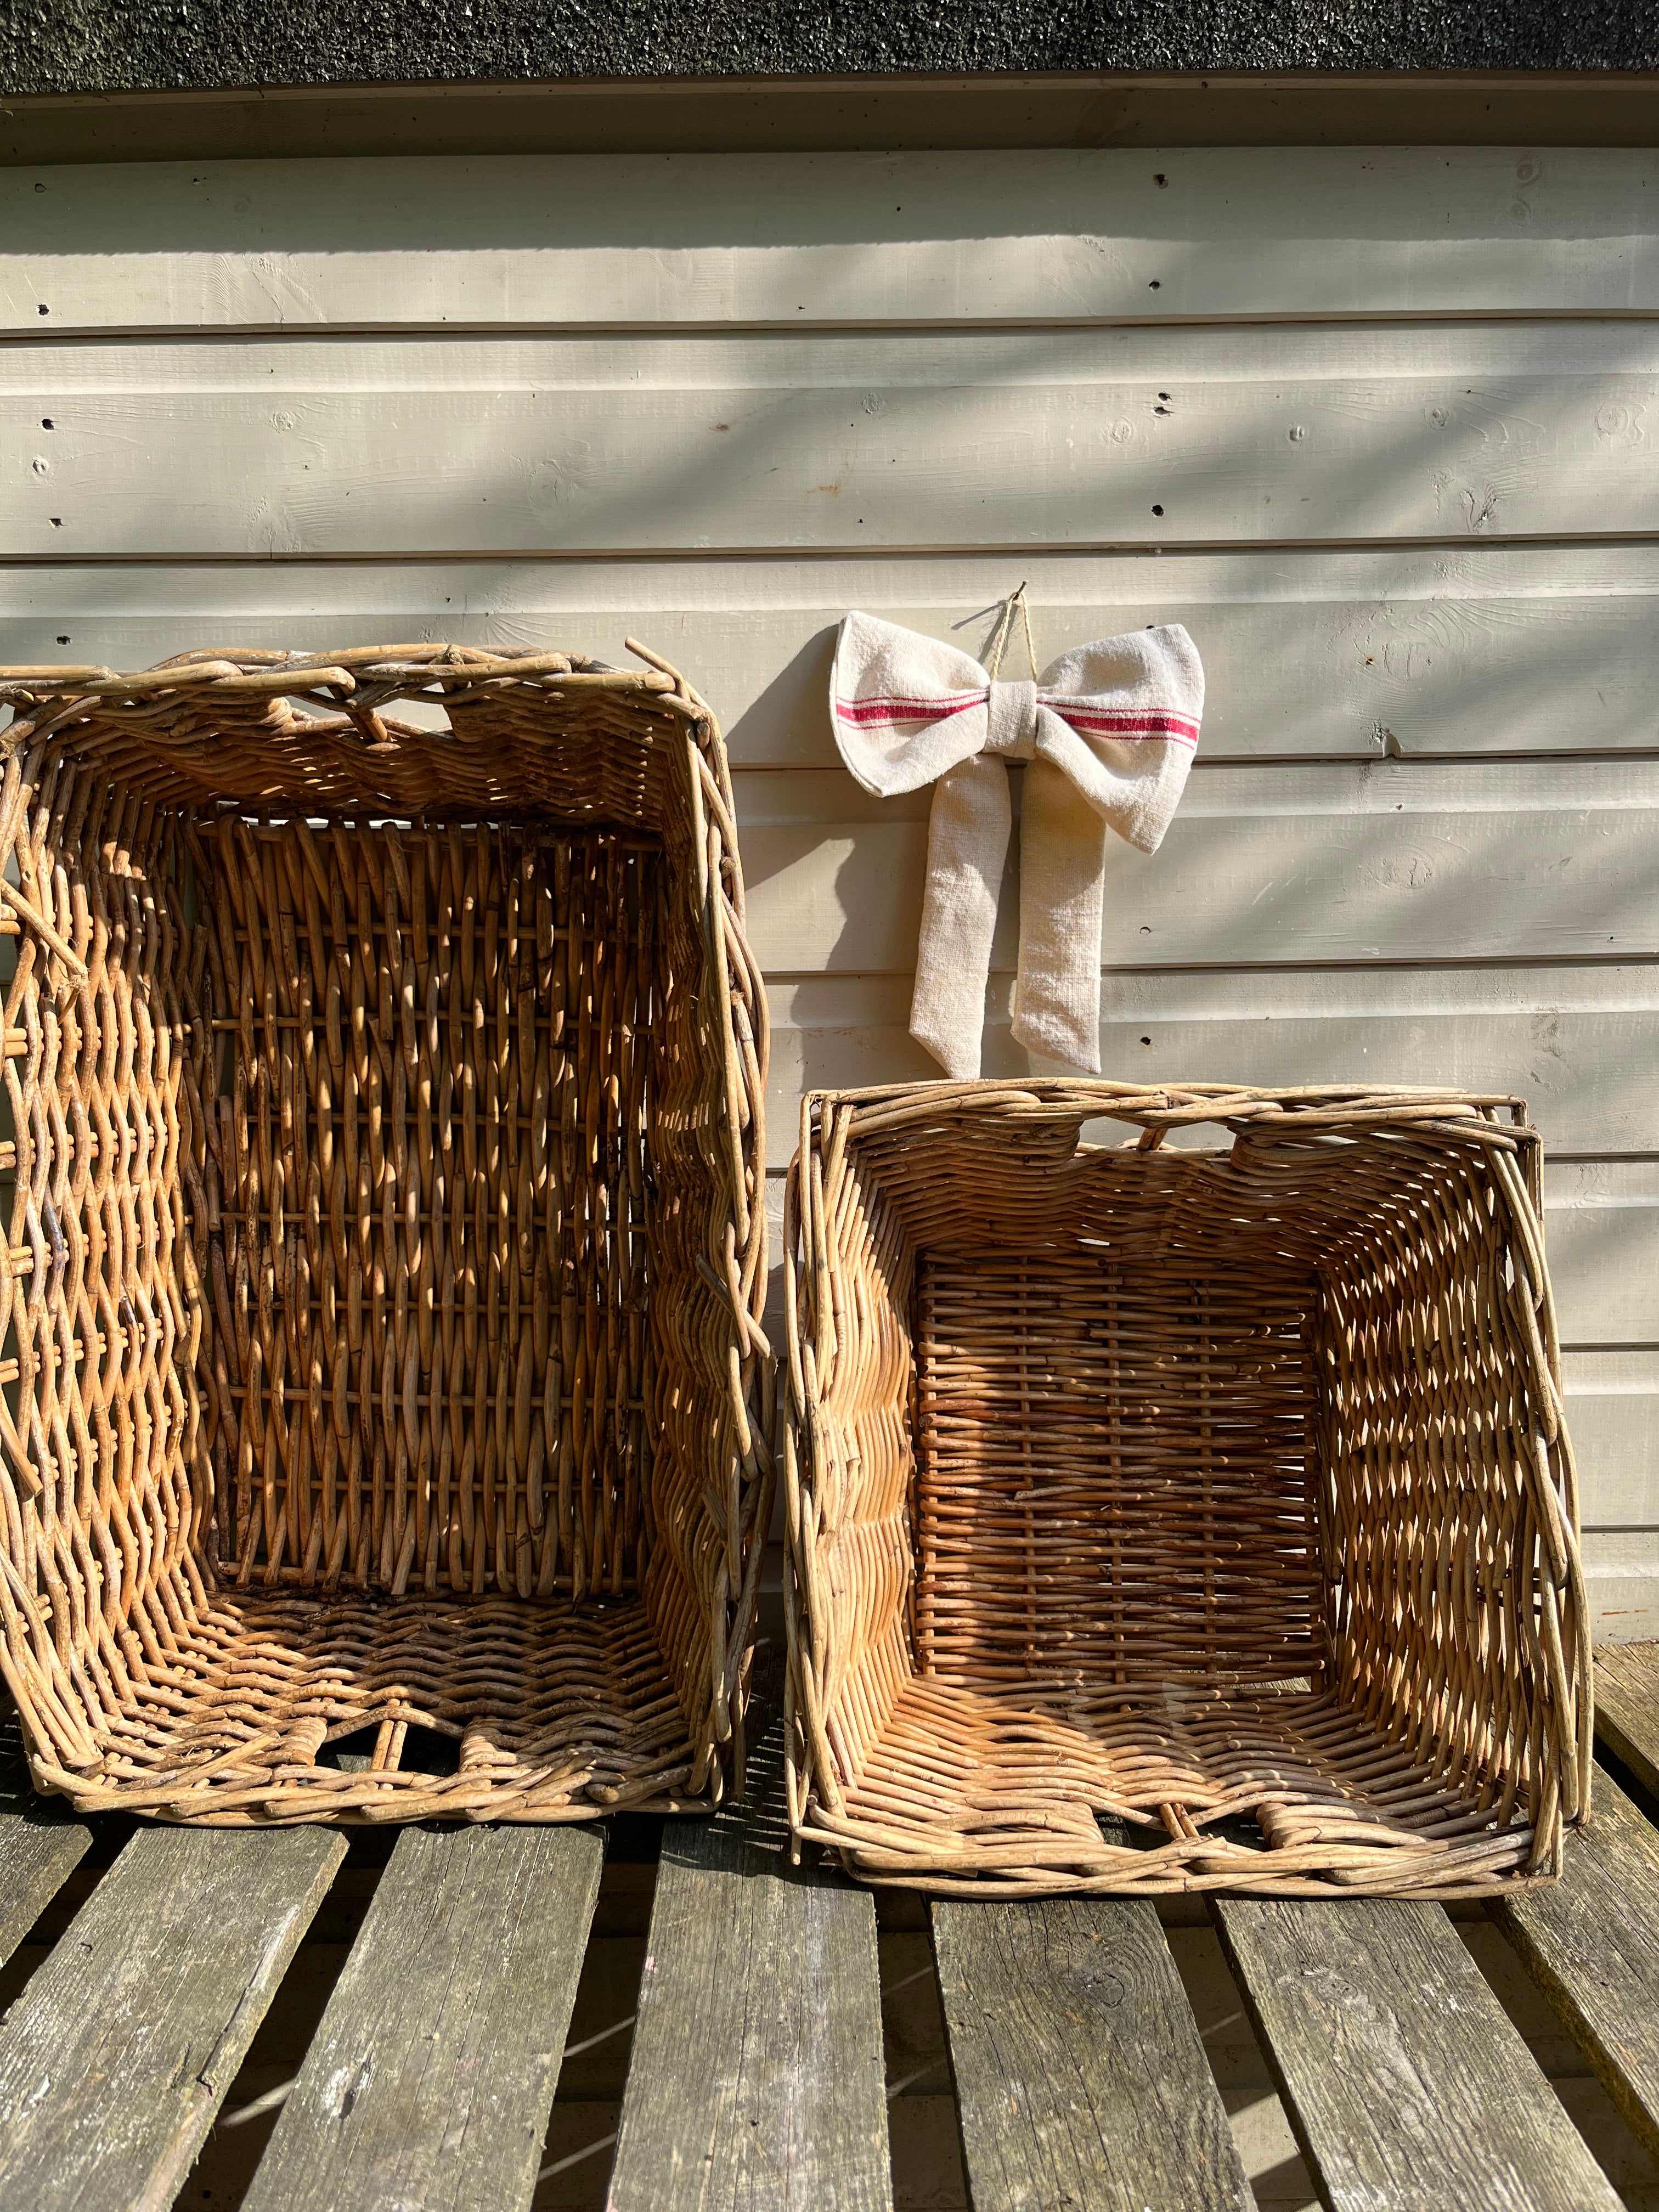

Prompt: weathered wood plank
xmin=933 ymin=1895 xmax=1251 ymax=2212
xmin=0 ymin=1825 xmax=343 ymax=2212
xmin=608 ymin=1714 xmax=891 ymax=2212
xmin=1595 ymin=1643 xmax=1659 ymax=1794
xmin=9 ymin=148 xmax=1659 ymax=332
xmin=11 ymin=543 xmax=1659 ymax=765
xmin=13 ymin=323 xmax=1659 ymax=557
xmin=0 ymin=1731 xmax=88 ymax=1974
xmin=240 ymin=1822 xmax=602 ymax=2212
xmin=1498 ymin=1770 xmax=1659 ymax=2163
xmin=1215 ymin=1895 xmax=1623 ymax=2212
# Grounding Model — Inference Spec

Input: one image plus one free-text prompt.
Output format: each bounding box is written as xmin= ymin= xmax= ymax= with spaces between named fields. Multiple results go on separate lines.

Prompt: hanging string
xmin=984 ymin=582 xmax=1038 ymax=682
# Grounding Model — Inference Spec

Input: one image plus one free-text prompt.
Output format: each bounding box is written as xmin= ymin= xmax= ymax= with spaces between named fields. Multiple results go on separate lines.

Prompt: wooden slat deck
xmin=1216 ymin=1897 xmax=1623 ymax=2212
xmin=241 ymin=1824 xmax=603 ymax=2212
xmin=933 ymin=1895 xmax=1251 ymax=2211
xmin=609 ymin=1716 xmax=892 ymax=2212
xmin=1499 ymin=1771 xmax=1659 ymax=2167
xmin=1593 ymin=1644 xmax=1659 ymax=1805
xmin=0 ymin=1824 xmax=345 ymax=2212
xmin=0 ymin=1734 xmax=88 ymax=1974
xmin=0 ymin=1654 xmax=1654 ymax=2212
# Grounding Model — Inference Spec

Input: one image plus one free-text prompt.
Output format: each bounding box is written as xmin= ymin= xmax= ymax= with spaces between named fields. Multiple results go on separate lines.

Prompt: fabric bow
xmin=831 ymin=608 xmax=1204 ymax=1079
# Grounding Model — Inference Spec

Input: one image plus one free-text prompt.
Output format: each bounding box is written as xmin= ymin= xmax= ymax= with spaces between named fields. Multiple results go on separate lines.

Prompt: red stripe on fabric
xmin=1057 ymin=706 xmax=1200 ymax=729
xmin=834 ymin=692 xmax=1200 ymax=743
xmin=1059 ymin=712 xmax=1200 ymax=743
xmin=834 ymin=698 xmax=983 ymax=725
xmin=833 ymin=708 xmax=945 ymax=727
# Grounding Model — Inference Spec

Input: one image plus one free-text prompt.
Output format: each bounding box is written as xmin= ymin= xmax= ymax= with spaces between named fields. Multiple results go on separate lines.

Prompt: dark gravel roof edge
xmin=8 ymin=2 xmax=1659 ymax=101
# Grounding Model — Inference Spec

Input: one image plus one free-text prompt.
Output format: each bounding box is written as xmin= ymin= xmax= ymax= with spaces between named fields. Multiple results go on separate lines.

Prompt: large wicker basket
xmin=0 ymin=643 xmax=770 ymax=1823
xmin=783 ymin=1081 xmax=1589 ymax=1895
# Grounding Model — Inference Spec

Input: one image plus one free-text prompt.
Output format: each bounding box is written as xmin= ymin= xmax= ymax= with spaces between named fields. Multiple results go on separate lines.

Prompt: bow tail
xmin=909 ymin=753 xmax=1012 ymax=1081
xmin=1011 ymin=755 xmax=1108 ymax=1075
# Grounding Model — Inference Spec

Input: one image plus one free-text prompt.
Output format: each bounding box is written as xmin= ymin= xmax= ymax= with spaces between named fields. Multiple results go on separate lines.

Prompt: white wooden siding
xmin=15 ymin=324 xmax=1659 ymax=557
xmin=4 ymin=148 xmax=1655 ymax=1635
xmin=7 ymin=549 xmax=1659 ymax=761
xmin=9 ymin=146 xmax=1659 ymax=331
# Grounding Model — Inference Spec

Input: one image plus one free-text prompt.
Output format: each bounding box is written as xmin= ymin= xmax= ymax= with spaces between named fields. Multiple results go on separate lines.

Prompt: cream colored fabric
xmin=831 ymin=611 xmax=1205 ymax=1078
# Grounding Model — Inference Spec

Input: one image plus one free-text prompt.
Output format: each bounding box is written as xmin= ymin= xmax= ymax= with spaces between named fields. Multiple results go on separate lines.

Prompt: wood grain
xmin=608 ymin=1713 xmax=891 ymax=2212
xmin=240 ymin=1824 xmax=602 ymax=2212
xmin=1498 ymin=1769 xmax=1659 ymax=2162
xmin=1595 ymin=1644 xmax=1659 ymax=1794
xmin=13 ymin=323 xmax=1659 ymax=557
xmin=1215 ymin=1896 xmax=1623 ymax=2212
xmin=0 ymin=1826 xmax=343 ymax=2212
xmin=8 ymin=148 xmax=1659 ymax=332
xmin=12 ymin=543 xmax=1659 ymax=765
xmin=933 ymin=1896 xmax=1251 ymax=2211
xmin=0 ymin=1730 xmax=88 ymax=1974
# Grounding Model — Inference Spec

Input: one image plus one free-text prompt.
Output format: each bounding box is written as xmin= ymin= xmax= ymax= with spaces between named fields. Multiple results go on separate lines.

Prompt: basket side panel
xmin=636 ymin=726 xmax=771 ymax=1795
xmin=1316 ymin=1135 xmax=1587 ymax=1858
xmin=914 ymin=1249 xmax=1323 ymax=1690
xmin=637 ymin=883 xmax=723 ymax=1779
xmin=787 ymin=1129 xmax=916 ymax=1812
xmin=192 ymin=820 xmax=660 ymax=1601
xmin=0 ymin=743 xmax=205 ymax=1779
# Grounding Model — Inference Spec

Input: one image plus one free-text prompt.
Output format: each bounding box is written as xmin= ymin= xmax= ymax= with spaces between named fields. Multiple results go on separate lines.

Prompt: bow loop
xmin=831 ymin=609 xmax=1204 ymax=1079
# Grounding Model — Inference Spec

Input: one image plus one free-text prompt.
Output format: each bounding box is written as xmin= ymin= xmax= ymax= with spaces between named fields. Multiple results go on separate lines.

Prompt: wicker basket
xmin=783 ymin=1081 xmax=1589 ymax=1895
xmin=0 ymin=642 xmax=770 ymax=1823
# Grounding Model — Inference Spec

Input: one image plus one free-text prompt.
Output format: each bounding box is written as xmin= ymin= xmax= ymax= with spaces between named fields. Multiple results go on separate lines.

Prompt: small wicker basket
xmin=0 ymin=642 xmax=770 ymax=1822
xmin=783 ymin=1080 xmax=1589 ymax=1895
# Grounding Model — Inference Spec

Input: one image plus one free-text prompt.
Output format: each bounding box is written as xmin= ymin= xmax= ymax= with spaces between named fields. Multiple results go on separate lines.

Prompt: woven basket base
xmin=29 ymin=1593 xmax=698 ymax=1824
xmin=819 ymin=1677 xmax=1542 ymax=1895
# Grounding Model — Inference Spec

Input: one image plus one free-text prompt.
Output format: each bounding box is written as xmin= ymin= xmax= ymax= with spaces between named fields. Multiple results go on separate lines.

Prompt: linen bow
xmin=831 ymin=609 xmax=1205 ymax=1079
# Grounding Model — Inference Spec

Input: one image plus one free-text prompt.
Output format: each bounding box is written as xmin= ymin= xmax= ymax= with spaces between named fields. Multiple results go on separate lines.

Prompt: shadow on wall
xmin=16 ymin=148 xmax=1649 ymax=260
xmin=15 ymin=319 xmax=1655 ymax=1007
xmin=9 ymin=183 xmax=1654 ymax=1385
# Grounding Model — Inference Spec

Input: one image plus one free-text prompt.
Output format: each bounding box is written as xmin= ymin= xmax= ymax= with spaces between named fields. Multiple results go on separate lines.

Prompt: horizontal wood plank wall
xmin=2 ymin=147 xmax=1654 ymax=1635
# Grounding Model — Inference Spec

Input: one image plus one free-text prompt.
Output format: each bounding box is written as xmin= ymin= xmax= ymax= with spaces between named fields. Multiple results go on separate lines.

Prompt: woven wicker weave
xmin=783 ymin=1081 xmax=1589 ymax=1895
xmin=0 ymin=642 xmax=770 ymax=1822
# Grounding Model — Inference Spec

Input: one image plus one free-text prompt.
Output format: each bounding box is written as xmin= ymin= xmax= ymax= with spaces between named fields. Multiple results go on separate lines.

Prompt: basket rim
xmin=795 ymin=1076 xmax=1538 ymax=1147
xmin=0 ymin=638 xmax=703 ymax=703
xmin=0 ymin=637 xmax=716 ymax=777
